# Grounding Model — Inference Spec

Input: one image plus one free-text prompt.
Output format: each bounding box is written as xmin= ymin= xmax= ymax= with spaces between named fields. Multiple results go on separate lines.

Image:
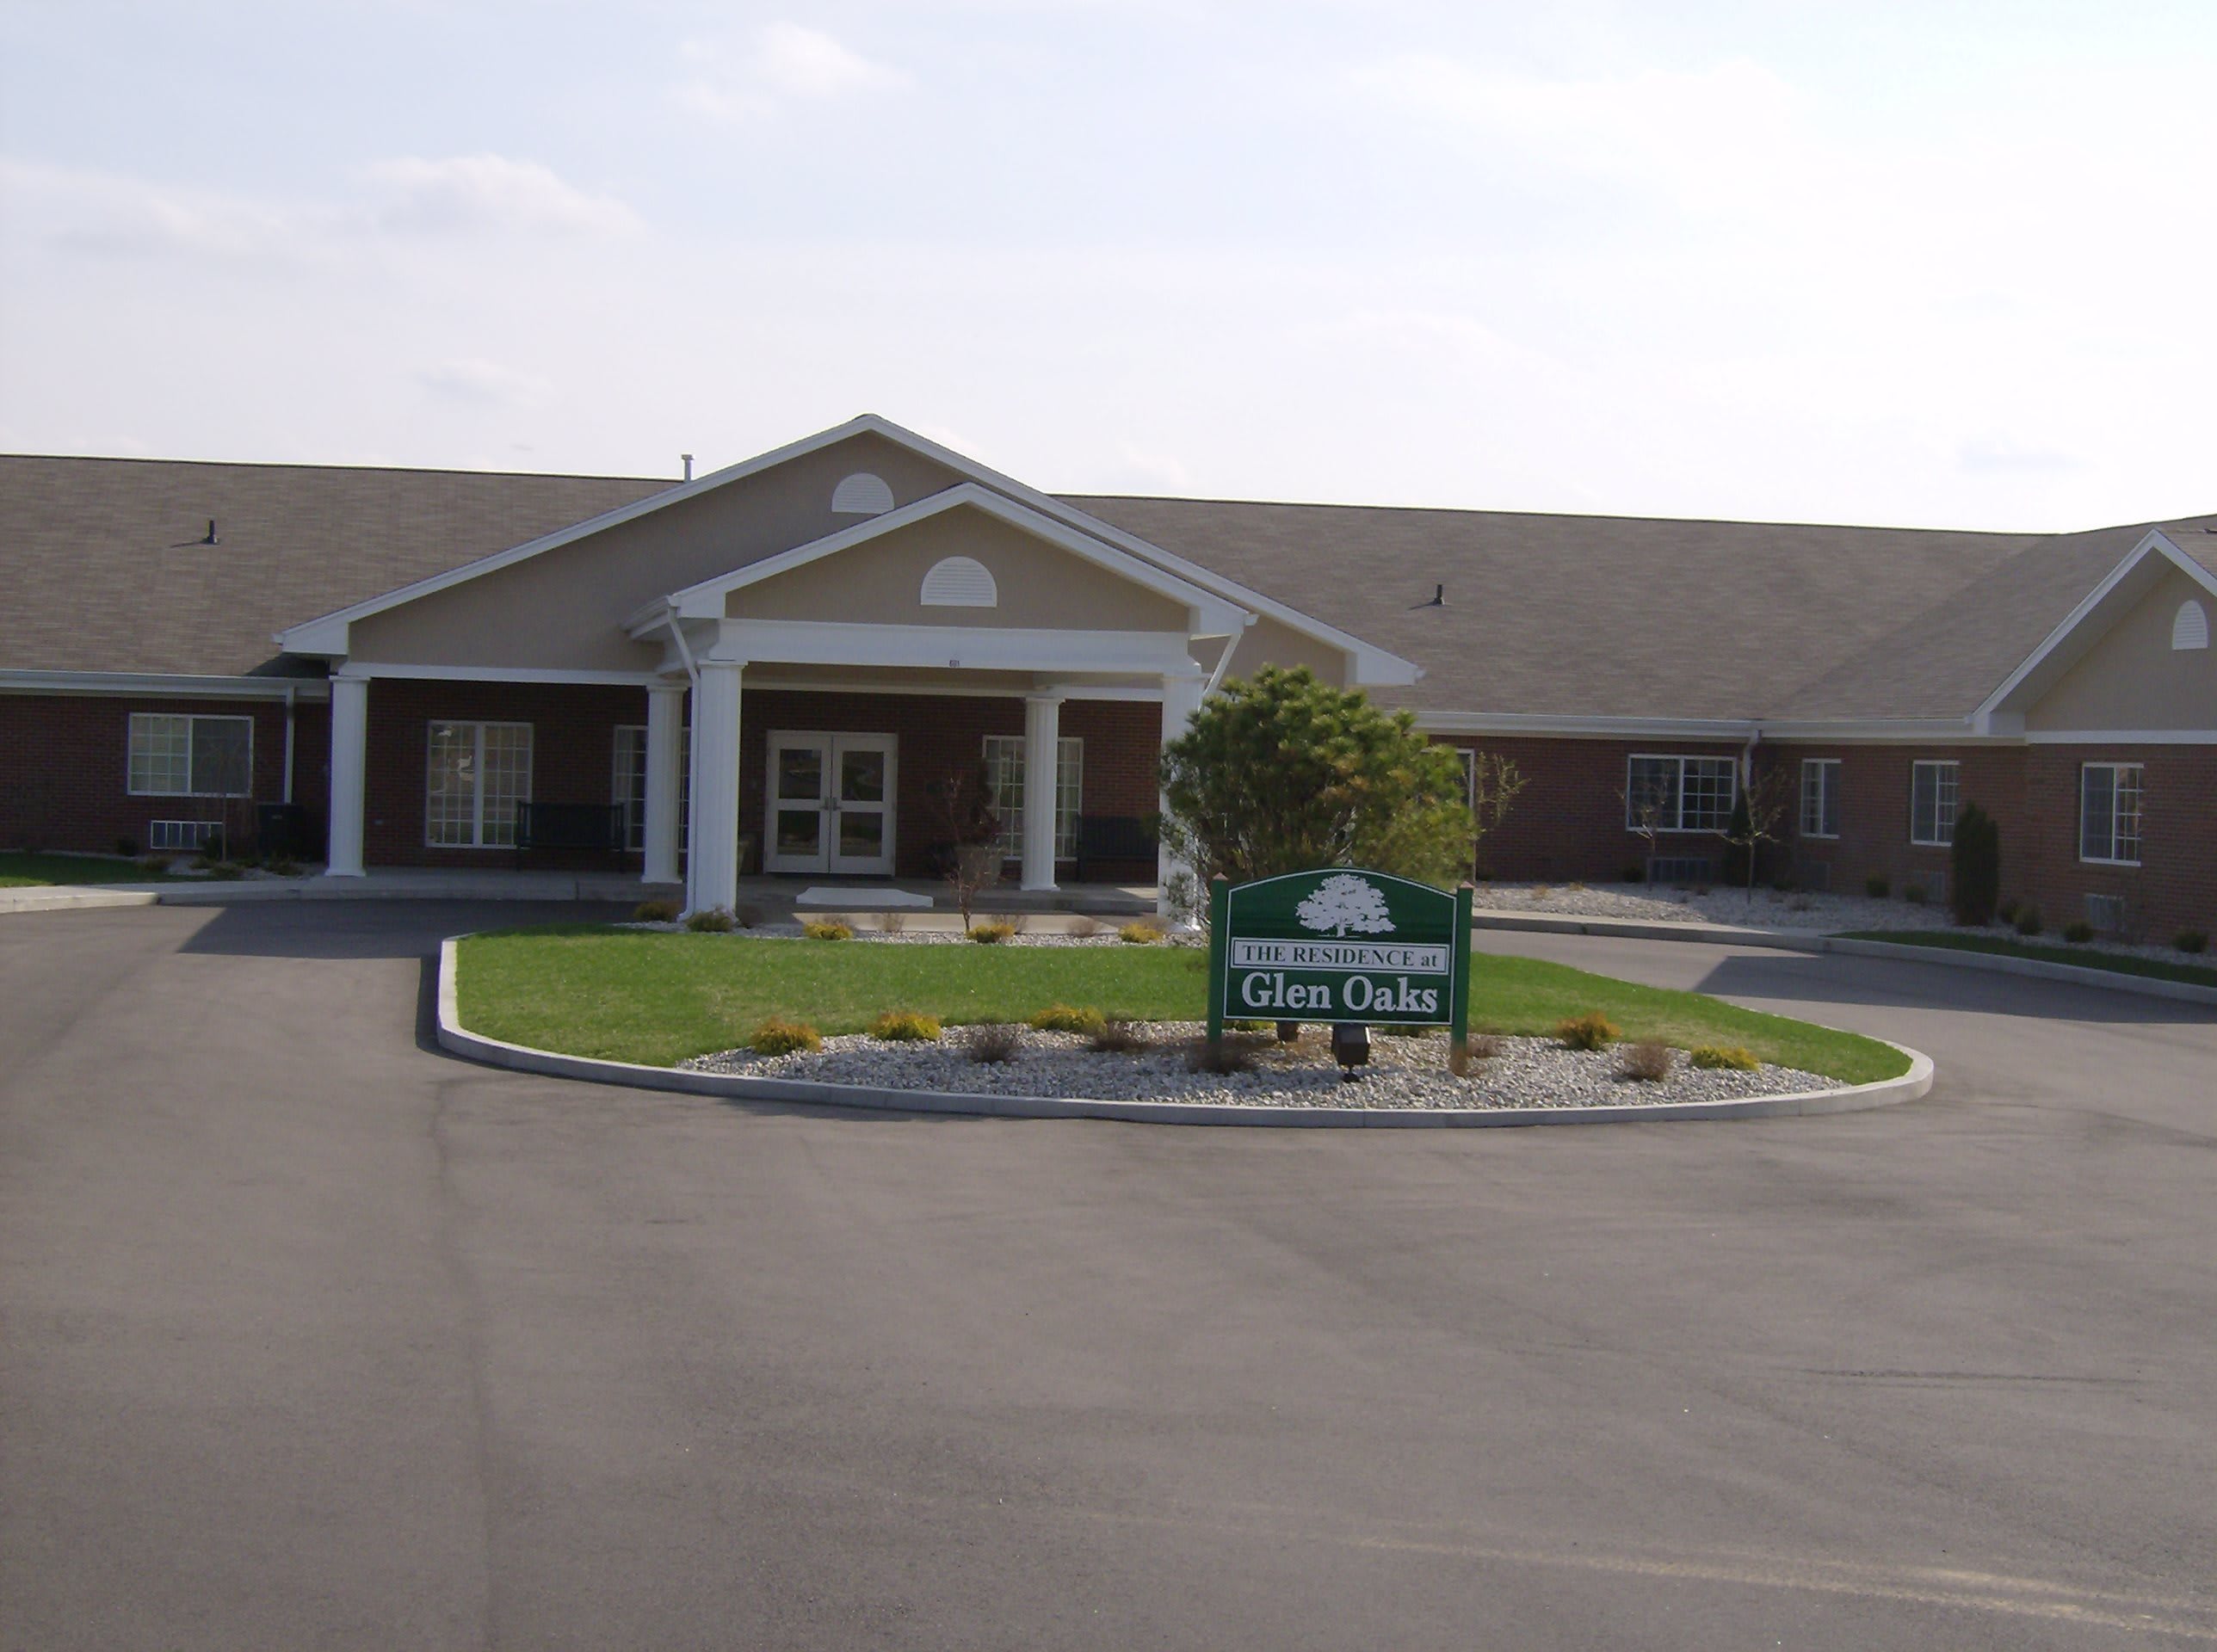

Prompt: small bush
xmin=1619 ymin=1040 xmax=1673 ymax=1082
xmin=1555 ymin=1012 xmax=1618 ymax=1051
xmin=264 ymin=858 xmax=304 ymax=878
xmin=1902 ymin=883 xmax=1928 ymax=905
xmin=135 ymin=853 xmax=173 ymax=873
xmin=802 ymin=920 xmax=854 ymax=941
xmin=1865 ymin=872 xmax=1891 ymax=899
xmin=1028 ymin=1003 xmax=1107 ymax=1036
xmin=750 ymin=1017 xmax=821 ymax=1057
xmin=1530 ymin=885 xmax=1553 ymax=901
xmin=633 ymin=899 xmax=681 ymax=923
xmin=2014 ymin=905 xmax=2043 ymax=937
xmin=2176 ymin=930 xmax=2209 ymax=955
xmin=1184 ymin=1034 xmax=1262 ymax=1075
xmin=874 ymin=910 xmax=907 ymax=935
xmin=963 ymin=1023 xmax=1023 ymax=1063
xmin=685 ymin=907 xmax=736 ymax=933
xmin=1090 ymin=1019 xmax=1152 ymax=1053
xmin=968 ymin=921 xmax=1016 ymax=945
xmin=1071 ymin=916 xmax=1105 ymax=939
xmin=1467 ymin=1032 xmax=1508 ymax=1060
xmin=1006 ymin=911 xmax=1031 ymax=935
xmin=2062 ymin=921 xmax=2095 ymax=944
xmin=203 ymin=860 xmax=246 ymax=881
xmin=114 ymin=835 xmax=139 ymax=858
xmin=1689 ymin=1045 xmax=1760 ymax=1071
xmin=869 ymin=1010 xmax=942 ymax=1042
xmin=732 ymin=903 xmax=766 ymax=929
xmin=1997 ymin=897 xmax=2021 ymax=926
xmin=1117 ymin=921 xmax=1164 ymax=945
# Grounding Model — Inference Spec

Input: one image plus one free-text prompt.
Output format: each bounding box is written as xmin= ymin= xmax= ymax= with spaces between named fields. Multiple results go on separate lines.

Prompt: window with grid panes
xmin=980 ymin=736 xmax=1083 ymax=860
xmin=1909 ymin=761 xmax=1959 ymax=846
xmin=426 ymin=721 xmax=531 ymax=848
xmin=2078 ymin=762 xmax=2142 ymax=865
xmin=127 ymin=712 xmax=251 ymax=797
xmin=1626 ymin=755 xmax=1737 ymax=832
xmin=1800 ymin=759 xmax=1840 ymax=838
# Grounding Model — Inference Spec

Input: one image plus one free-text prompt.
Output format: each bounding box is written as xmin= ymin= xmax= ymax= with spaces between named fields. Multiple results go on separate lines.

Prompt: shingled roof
xmin=3 ymin=450 xmax=2208 ymax=722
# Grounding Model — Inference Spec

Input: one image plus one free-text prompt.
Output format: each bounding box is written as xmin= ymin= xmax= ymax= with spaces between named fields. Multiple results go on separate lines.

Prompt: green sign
xmin=1206 ymin=869 xmax=1473 ymax=1054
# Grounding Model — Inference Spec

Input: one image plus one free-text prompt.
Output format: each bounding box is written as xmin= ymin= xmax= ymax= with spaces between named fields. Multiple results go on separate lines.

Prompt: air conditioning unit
xmin=2084 ymin=892 xmax=2127 ymax=935
xmin=149 ymin=820 xmax=223 ymax=852
xmin=1648 ymin=856 xmax=1719 ymax=887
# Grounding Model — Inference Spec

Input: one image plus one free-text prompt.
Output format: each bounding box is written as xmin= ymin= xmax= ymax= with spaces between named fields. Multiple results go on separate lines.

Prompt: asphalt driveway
xmin=3 ymin=902 xmax=2213 ymax=1649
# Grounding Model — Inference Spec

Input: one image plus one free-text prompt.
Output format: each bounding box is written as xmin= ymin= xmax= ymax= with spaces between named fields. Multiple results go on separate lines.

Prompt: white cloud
xmin=678 ymin=22 xmax=907 ymax=122
xmin=414 ymin=357 xmax=552 ymax=408
xmin=0 ymin=158 xmax=306 ymax=264
xmin=358 ymin=154 xmax=637 ymax=237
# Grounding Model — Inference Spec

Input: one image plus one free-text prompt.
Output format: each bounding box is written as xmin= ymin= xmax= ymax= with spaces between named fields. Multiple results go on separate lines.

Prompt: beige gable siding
xmin=1218 ymin=613 xmax=1349 ymax=687
xmin=346 ymin=432 xmax=966 ymax=669
xmin=2026 ymin=567 xmax=2217 ymax=731
xmin=730 ymin=508 xmax=1189 ymax=632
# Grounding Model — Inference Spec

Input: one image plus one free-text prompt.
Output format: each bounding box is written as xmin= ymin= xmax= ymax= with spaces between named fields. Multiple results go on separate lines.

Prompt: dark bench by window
xmin=513 ymin=802 xmax=627 ymax=865
xmin=1076 ymin=815 xmax=1158 ymax=882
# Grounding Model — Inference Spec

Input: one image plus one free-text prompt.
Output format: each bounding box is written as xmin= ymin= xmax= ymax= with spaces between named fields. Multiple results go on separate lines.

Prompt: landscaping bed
xmin=1838 ymin=930 xmax=2217 ymax=989
xmin=454 ymin=926 xmax=1911 ymax=1097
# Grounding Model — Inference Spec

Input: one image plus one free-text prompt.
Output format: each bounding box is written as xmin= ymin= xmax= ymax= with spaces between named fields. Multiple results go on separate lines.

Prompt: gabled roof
xmin=627 ymin=482 xmax=1252 ymax=638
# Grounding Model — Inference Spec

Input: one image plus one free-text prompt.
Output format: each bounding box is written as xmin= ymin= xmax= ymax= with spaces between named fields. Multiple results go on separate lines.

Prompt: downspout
xmin=664 ymin=611 xmax=701 ymax=912
xmin=282 ymin=682 xmax=297 ymax=804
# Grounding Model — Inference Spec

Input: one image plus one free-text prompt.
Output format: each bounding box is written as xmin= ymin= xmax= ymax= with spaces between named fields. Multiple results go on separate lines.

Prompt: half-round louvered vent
xmin=831 ymin=472 xmax=895 ymax=515
xmin=920 ymin=556 xmax=997 ymax=608
xmin=2172 ymin=599 xmax=2209 ymax=651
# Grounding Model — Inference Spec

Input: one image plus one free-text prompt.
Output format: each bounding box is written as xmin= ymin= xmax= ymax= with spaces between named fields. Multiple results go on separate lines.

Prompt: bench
xmin=1075 ymin=815 xmax=1158 ymax=883
xmin=513 ymin=802 xmax=627 ymax=866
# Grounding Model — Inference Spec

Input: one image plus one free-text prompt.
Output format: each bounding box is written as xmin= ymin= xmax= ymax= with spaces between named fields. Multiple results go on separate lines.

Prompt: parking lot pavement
xmin=4 ymin=902 xmax=2214 ymax=1651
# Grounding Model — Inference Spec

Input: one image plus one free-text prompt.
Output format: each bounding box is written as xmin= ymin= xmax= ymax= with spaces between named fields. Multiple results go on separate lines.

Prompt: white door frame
xmin=763 ymin=730 xmax=898 ymax=876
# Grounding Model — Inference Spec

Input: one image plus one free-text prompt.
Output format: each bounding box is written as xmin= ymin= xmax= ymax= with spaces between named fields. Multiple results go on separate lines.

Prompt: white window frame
xmin=981 ymin=735 xmax=1083 ymax=861
xmin=1456 ymin=747 xmax=1477 ymax=808
xmin=1909 ymin=760 xmax=1960 ymax=848
xmin=613 ymin=724 xmax=691 ymax=856
xmin=2078 ymin=761 xmax=2143 ymax=867
xmin=1625 ymin=754 xmax=1737 ymax=834
xmin=425 ymin=720 xmax=533 ymax=850
xmin=127 ymin=712 xmax=254 ymax=798
xmin=1800 ymin=758 xmax=1841 ymax=839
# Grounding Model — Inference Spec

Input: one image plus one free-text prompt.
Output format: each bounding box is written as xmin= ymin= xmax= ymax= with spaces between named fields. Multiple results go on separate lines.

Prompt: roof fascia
xmin=1972 ymin=530 xmax=2217 ymax=729
xmin=639 ymin=483 xmax=1251 ymax=636
xmin=0 ymin=668 xmax=330 ymax=700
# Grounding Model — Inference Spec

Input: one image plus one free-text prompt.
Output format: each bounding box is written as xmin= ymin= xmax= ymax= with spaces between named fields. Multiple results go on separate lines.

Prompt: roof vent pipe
xmin=682 ymin=453 xmax=694 ymax=483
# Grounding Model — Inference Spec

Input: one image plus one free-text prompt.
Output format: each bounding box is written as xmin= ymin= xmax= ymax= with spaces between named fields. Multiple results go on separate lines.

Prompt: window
xmin=127 ymin=712 xmax=252 ymax=797
xmin=1909 ymin=760 xmax=1959 ymax=846
xmin=2079 ymin=762 xmax=2143 ymax=866
xmin=981 ymin=736 xmax=1082 ymax=860
xmin=426 ymin=721 xmax=531 ymax=848
xmin=1625 ymin=755 xmax=1737 ymax=833
xmin=1456 ymin=747 xmax=1476 ymax=808
xmin=612 ymin=726 xmax=689 ymax=854
xmin=1800 ymin=759 xmax=1841 ymax=838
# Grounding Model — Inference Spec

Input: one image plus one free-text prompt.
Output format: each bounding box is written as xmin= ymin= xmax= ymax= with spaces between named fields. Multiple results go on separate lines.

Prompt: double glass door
xmin=765 ymin=733 xmax=896 ymax=875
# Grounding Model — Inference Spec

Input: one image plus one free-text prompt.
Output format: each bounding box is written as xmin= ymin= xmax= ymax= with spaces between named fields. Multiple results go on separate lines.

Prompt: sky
xmin=1 ymin=1 xmax=2212 ymax=530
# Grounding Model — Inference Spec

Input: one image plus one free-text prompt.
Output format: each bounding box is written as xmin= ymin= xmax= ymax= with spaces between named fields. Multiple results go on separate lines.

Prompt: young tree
xmin=1621 ymin=783 xmax=1669 ymax=881
xmin=1159 ymin=665 xmax=1474 ymax=888
xmin=1950 ymin=802 xmax=2001 ymax=926
xmin=1717 ymin=764 xmax=1794 ymax=906
xmin=926 ymin=761 xmax=1002 ymax=929
xmin=1465 ymin=751 xmax=1528 ymax=874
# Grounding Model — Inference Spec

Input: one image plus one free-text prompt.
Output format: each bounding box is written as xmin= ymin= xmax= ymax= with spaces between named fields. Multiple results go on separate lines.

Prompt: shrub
xmin=1185 ymin=1034 xmax=1263 ymax=1075
xmin=1996 ymin=897 xmax=2021 ymax=926
xmin=2176 ymin=930 xmax=2208 ymax=955
xmin=968 ymin=921 xmax=1016 ymax=945
xmin=1866 ymin=872 xmax=1891 ymax=898
xmin=1621 ymin=864 xmax=1645 ymax=884
xmin=750 ymin=1017 xmax=821 ymax=1057
xmin=963 ymin=1023 xmax=1023 ymax=1063
xmin=1689 ymin=1045 xmax=1760 ymax=1071
xmin=2062 ymin=920 xmax=2095 ymax=944
xmin=802 ymin=920 xmax=854 ymax=941
xmin=203 ymin=860 xmax=245 ymax=880
xmin=1071 ymin=916 xmax=1105 ymax=939
xmin=1028 ymin=1003 xmax=1107 ymax=1036
xmin=874 ymin=910 xmax=907 ymax=935
xmin=1950 ymin=803 xmax=2001 ymax=926
xmin=1466 ymin=1032 xmax=1507 ymax=1060
xmin=633 ymin=899 xmax=681 ymax=923
xmin=135 ymin=853 xmax=173 ymax=873
xmin=1118 ymin=921 xmax=1164 ymax=945
xmin=685 ymin=907 xmax=736 ymax=933
xmin=869 ymin=1010 xmax=942 ymax=1042
xmin=2012 ymin=905 xmax=2042 ymax=936
xmin=1903 ymin=883 xmax=1927 ymax=905
xmin=1619 ymin=1040 xmax=1673 ymax=1082
xmin=114 ymin=835 xmax=139 ymax=858
xmin=1555 ymin=1012 xmax=1618 ymax=1051
xmin=1090 ymin=1019 xmax=1152 ymax=1053
xmin=1006 ymin=911 xmax=1031 ymax=935
xmin=264 ymin=858 xmax=303 ymax=878
xmin=733 ymin=903 xmax=766 ymax=929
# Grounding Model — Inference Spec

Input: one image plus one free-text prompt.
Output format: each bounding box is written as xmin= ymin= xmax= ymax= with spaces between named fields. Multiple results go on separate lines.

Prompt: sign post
xmin=1207 ymin=868 xmax=1470 ymax=1064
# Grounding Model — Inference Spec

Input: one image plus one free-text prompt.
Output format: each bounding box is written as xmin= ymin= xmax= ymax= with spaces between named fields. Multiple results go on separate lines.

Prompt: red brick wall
xmin=1767 ymin=743 xmax=2025 ymax=900
xmin=1 ymin=692 xmax=316 ymax=856
xmin=2017 ymin=745 xmax=2214 ymax=942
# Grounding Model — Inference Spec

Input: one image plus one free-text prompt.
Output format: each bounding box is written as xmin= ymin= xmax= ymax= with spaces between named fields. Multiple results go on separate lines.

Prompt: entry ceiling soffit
xmin=625 ymin=483 xmax=1253 ymax=639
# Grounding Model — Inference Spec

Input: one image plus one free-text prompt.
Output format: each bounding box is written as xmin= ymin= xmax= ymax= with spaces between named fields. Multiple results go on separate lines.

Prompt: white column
xmin=686 ymin=662 xmax=744 ymax=915
xmin=1020 ymin=693 xmax=1063 ymax=892
xmin=642 ymin=681 xmax=685 ymax=886
xmin=1158 ymin=672 xmax=1207 ymax=919
xmin=326 ymin=673 xmax=368 ymax=877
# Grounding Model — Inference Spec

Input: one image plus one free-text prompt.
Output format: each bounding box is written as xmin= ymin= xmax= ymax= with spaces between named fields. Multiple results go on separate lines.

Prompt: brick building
xmin=3 ymin=415 xmax=2211 ymax=935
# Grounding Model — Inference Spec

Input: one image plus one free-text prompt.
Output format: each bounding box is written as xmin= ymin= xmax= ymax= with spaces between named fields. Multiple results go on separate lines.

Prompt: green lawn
xmin=1840 ymin=929 xmax=2217 ymax=989
xmin=455 ymin=927 xmax=1910 ymax=1082
xmin=0 ymin=851 xmax=181 ymax=888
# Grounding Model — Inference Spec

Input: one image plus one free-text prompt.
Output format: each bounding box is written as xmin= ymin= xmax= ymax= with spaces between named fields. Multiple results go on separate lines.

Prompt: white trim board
xmin=2024 ymin=729 xmax=2217 ymax=744
xmin=0 ymin=669 xmax=330 ymax=701
xmin=701 ymin=620 xmax=1201 ymax=675
xmin=741 ymin=675 xmax=1166 ymax=702
xmin=332 ymin=663 xmax=658 ymax=687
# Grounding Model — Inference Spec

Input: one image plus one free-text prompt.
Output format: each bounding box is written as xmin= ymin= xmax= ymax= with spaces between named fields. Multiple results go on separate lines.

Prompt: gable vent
xmin=2173 ymin=598 xmax=2209 ymax=651
xmin=831 ymin=472 xmax=895 ymax=515
xmin=920 ymin=556 xmax=997 ymax=608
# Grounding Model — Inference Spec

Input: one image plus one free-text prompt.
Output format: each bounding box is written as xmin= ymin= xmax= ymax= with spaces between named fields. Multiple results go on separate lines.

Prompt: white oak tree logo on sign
xmin=1294 ymin=872 xmax=1395 ymax=938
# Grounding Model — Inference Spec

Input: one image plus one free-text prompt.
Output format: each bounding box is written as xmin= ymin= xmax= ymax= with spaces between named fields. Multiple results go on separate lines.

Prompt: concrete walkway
xmin=3 ymin=900 xmax=2214 ymax=1649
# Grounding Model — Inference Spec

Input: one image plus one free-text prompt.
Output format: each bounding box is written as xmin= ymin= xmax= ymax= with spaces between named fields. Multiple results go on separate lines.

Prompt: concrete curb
xmin=1465 ymin=909 xmax=2217 ymax=1008
xmin=0 ymin=887 xmax=160 ymax=915
xmin=434 ymin=936 xmax=1932 ymax=1128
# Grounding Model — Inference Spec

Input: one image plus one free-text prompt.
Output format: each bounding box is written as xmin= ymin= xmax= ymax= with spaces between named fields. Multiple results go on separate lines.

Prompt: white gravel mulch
xmin=680 ymin=1023 xmax=1832 ymax=1112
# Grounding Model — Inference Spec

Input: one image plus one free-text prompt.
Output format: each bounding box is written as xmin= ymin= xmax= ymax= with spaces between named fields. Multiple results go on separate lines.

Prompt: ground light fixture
xmin=1331 ymin=1021 xmax=1371 ymax=1078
